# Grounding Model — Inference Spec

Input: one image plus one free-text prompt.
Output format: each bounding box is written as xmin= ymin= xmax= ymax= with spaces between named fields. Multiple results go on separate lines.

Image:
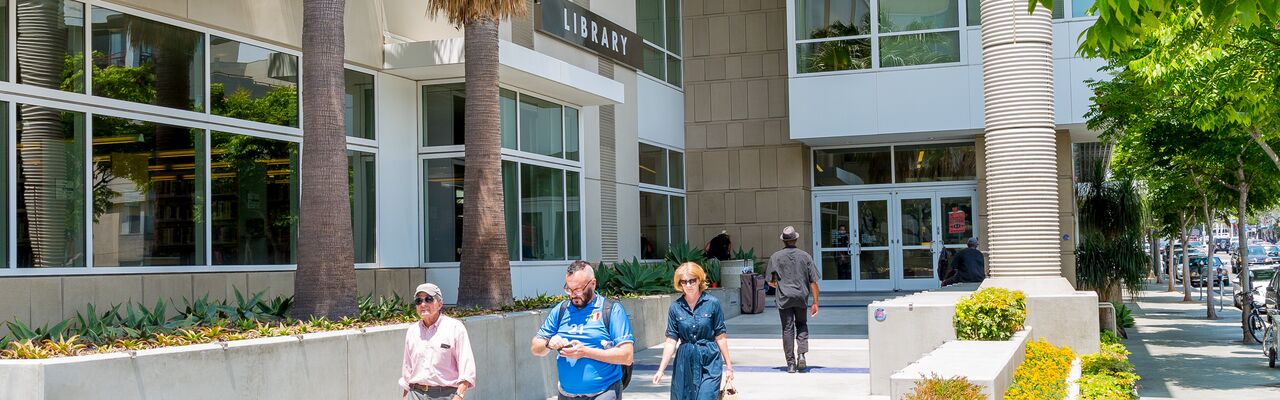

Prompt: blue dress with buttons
xmin=666 ymin=293 xmax=727 ymax=400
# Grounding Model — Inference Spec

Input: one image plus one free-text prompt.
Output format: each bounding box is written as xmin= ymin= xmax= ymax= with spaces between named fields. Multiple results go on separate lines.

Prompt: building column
xmin=978 ymin=0 xmax=1071 ymax=291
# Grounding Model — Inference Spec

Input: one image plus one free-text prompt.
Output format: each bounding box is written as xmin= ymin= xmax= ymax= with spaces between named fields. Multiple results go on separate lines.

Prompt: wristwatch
xmin=453 ymin=393 xmax=465 ymax=399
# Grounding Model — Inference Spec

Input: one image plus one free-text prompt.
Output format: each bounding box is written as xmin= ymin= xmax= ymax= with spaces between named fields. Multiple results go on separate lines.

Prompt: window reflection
xmin=567 ymin=171 xmax=581 ymax=259
xmin=640 ymin=191 xmax=670 ymax=260
xmin=422 ymin=83 xmax=465 ymax=147
xmin=349 ymin=150 xmax=376 ymax=263
xmin=91 ymin=115 xmax=204 ymax=266
xmin=893 ymin=143 xmax=976 ymax=183
xmin=210 ymin=132 xmax=298 ymax=265
xmin=16 ymin=0 xmax=86 ymax=93
xmin=210 ymin=36 xmax=298 ymax=127
xmin=814 ymin=147 xmax=892 ymax=186
xmin=878 ymin=0 xmax=958 ymax=33
xmin=797 ymin=39 xmax=872 ymax=73
xmin=423 ymin=158 xmax=464 ymax=263
xmin=17 ymin=105 xmax=87 ymax=267
xmin=0 ymin=104 xmax=6 ymax=267
xmin=879 ymin=31 xmax=960 ymax=68
xmin=669 ymin=150 xmax=684 ymax=189
xmin=565 ymin=107 xmax=579 ymax=161
xmin=521 ymin=164 xmax=566 ymax=260
xmin=519 ymin=96 xmax=564 ymax=158
xmin=639 ymin=143 xmax=668 ymax=186
xmin=344 ymin=69 xmax=375 ymax=139
xmin=797 ymin=0 xmax=872 ymax=39
xmin=91 ymin=6 xmax=204 ymax=111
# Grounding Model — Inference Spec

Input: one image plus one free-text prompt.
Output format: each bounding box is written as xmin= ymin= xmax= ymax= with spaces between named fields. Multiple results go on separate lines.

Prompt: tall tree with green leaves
xmin=426 ymin=0 xmax=526 ymax=308
xmin=293 ymin=0 xmax=358 ymax=319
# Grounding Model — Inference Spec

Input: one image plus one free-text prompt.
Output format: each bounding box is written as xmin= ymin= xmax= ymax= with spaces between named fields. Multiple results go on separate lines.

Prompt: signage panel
xmin=535 ymin=0 xmax=644 ymax=70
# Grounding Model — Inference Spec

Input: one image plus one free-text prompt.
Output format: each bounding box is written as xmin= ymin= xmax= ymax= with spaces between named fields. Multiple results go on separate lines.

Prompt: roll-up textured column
xmin=980 ymin=0 xmax=1060 ymax=278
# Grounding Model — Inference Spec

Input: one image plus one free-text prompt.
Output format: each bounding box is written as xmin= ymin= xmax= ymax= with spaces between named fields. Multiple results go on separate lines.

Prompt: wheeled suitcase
xmin=740 ymin=273 xmax=766 ymax=314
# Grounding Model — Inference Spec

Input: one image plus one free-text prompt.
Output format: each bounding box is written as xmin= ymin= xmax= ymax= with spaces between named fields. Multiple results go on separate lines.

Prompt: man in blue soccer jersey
xmin=532 ymin=261 xmax=635 ymax=399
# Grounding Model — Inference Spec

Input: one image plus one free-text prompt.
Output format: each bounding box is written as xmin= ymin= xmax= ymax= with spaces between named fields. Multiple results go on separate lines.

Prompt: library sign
xmin=535 ymin=0 xmax=643 ymax=70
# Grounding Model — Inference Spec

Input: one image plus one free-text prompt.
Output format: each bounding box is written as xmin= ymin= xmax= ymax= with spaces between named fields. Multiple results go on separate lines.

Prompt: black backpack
xmin=557 ymin=297 xmax=633 ymax=390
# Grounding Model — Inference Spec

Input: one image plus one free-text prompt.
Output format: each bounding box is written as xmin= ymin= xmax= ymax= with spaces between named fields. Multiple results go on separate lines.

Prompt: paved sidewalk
xmin=1126 ymin=284 xmax=1280 ymax=399
xmin=618 ymin=292 xmax=892 ymax=400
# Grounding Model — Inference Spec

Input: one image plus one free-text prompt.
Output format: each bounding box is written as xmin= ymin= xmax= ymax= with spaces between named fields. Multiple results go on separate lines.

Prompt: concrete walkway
xmin=1126 ymin=283 xmax=1280 ymax=399
xmin=620 ymin=292 xmax=894 ymax=400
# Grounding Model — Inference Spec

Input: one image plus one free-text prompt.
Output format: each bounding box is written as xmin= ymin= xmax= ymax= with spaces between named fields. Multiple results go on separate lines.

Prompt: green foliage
xmin=1076 ymin=168 xmax=1149 ymax=302
xmin=612 ymin=258 xmax=675 ymax=295
xmin=953 ymin=288 xmax=1027 ymax=341
xmin=1082 ymin=343 xmax=1135 ymax=376
xmin=211 ymin=83 xmax=299 ymax=127
xmin=357 ymin=294 xmax=415 ymax=322
xmin=1005 ymin=339 xmax=1076 ymax=400
xmin=4 ymin=319 xmax=72 ymax=342
xmin=1112 ymin=302 xmax=1136 ymax=329
xmin=734 ymin=247 xmax=768 ymax=275
xmin=1078 ymin=372 xmax=1140 ymax=400
xmin=1100 ymin=329 xmax=1123 ymax=345
xmin=904 ymin=374 xmax=985 ymax=400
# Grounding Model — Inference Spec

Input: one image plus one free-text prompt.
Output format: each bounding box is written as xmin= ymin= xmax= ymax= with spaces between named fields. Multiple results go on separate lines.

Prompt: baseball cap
xmin=414 ymin=283 xmax=443 ymax=301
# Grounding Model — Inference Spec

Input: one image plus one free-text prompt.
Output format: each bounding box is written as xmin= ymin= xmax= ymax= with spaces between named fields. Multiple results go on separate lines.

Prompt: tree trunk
xmin=1181 ymin=214 xmax=1192 ymax=302
xmin=1166 ymin=238 xmax=1175 ymax=292
xmin=457 ymin=17 xmax=513 ymax=308
xmin=293 ymin=0 xmax=357 ymax=319
xmin=1203 ymin=199 xmax=1217 ymax=319
xmin=1237 ymin=178 xmax=1255 ymax=343
xmin=16 ymin=0 xmax=71 ymax=267
xmin=1149 ymin=230 xmax=1160 ymax=283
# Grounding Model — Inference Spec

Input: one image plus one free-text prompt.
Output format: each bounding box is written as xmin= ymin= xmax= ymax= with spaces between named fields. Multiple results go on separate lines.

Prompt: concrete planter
xmin=718 ymin=260 xmax=751 ymax=290
xmin=890 ymin=329 xmax=1033 ymax=400
xmin=0 ymin=294 xmax=678 ymax=400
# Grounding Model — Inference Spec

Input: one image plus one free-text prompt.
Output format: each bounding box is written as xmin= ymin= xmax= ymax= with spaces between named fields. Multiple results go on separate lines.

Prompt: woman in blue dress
xmin=651 ymin=262 xmax=736 ymax=399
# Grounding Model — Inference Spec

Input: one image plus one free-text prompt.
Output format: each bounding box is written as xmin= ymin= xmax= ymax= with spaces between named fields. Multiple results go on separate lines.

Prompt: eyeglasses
xmin=679 ymin=279 xmax=700 ymax=286
xmin=414 ymin=295 xmax=435 ymax=305
xmin=564 ymin=281 xmax=594 ymax=296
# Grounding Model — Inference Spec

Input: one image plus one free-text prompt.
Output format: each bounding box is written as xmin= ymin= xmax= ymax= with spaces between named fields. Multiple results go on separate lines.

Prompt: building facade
xmin=0 ymin=0 xmax=1109 ymax=332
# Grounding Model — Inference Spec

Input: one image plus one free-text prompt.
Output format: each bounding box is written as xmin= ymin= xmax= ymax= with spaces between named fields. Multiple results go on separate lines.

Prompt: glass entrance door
xmin=812 ymin=187 xmax=978 ymax=291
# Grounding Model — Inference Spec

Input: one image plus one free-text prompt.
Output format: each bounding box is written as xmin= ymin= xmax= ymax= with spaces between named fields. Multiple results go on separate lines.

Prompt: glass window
xmin=642 ymin=46 xmax=666 ymax=80
xmin=879 ymin=31 xmax=961 ymax=68
xmin=665 ymin=0 xmax=681 ymax=54
xmin=503 ymin=160 xmax=519 ymax=260
xmin=671 ymin=195 xmax=685 ymax=249
xmin=967 ymin=0 xmax=1063 ymax=25
xmin=90 ymin=6 xmax=204 ymax=111
xmin=669 ymin=150 xmax=685 ymax=189
xmin=0 ymin=2 xmax=7 ymax=82
xmin=17 ymin=105 xmax=87 ymax=267
xmin=640 ymin=192 xmax=670 ymax=260
xmin=639 ymin=143 xmax=668 ymax=186
xmin=797 ymin=38 xmax=872 ymax=73
xmin=893 ymin=143 xmax=976 ymax=182
xmin=565 ymin=107 xmax=580 ymax=161
xmin=91 ymin=115 xmax=204 ymax=266
xmin=637 ymin=0 xmax=663 ymax=46
xmin=521 ymin=164 xmax=565 ymax=260
xmin=1072 ymin=0 xmax=1094 ymax=18
xmin=637 ymin=0 xmax=682 ymax=86
xmin=567 ymin=170 xmax=581 ymax=259
xmin=210 ymin=36 xmax=298 ymax=127
xmin=423 ymin=83 xmax=465 ymax=147
xmin=345 ymin=69 xmax=375 ymax=139
xmin=423 ymin=158 xmax=464 ymax=263
xmin=0 ymin=104 xmax=6 ymax=267
xmin=814 ymin=147 xmax=892 ymax=186
xmin=666 ymin=54 xmax=682 ymax=87
xmin=519 ymin=95 xmax=564 ymax=158
xmin=16 ymin=0 xmax=86 ymax=93
xmin=349 ymin=150 xmax=376 ymax=263
xmin=878 ymin=0 xmax=959 ymax=33
xmin=797 ymin=0 xmax=872 ymax=39
xmin=501 ymin=88 xmax=517 ymax=149
xmin=209 ymin=132 xmax=299 ymax=265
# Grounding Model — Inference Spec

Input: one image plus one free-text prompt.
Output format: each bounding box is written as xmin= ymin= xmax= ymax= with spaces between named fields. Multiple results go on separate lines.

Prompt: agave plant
xmin=5 ymin=319 xmax=72 ymax=342
xmin=614 ymin=258 xmax=674 ymax=295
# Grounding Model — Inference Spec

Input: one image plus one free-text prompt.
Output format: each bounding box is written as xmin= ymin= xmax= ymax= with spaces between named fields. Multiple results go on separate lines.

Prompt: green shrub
xmin=613 ymin=258 xmax=675 ymax=295
xmin=1100 ymin=329 xmax=1123 ymax=345
xmin=904 ymin=374 xmax=984 ymax=400
xmin=954 ymin=287 xmax=1027 ymax=341
xmin=1078 ymin=371 xmax=1139 ymax=400
xmin=1082 ymin=343 xmax=1134 ymax=375
xmin=664 ymin=242 xmax=721 ymax=287
xmin=1005 ymin=339 xmax=1076 ymax=400
xmin=1112 ymin=302 xmax=1135 ymax=328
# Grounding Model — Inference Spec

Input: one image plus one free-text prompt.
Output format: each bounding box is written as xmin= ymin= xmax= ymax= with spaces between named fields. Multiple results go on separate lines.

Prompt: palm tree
xmin=425 ymin=0 xmax=526 ymax=308
xmin=293 ymin=0 xmax=357 ymax=319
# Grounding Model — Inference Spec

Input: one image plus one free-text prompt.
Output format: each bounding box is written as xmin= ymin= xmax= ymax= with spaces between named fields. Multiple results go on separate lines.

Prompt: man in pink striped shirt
xmin=400 ymin=283 xmax=476 ymax=400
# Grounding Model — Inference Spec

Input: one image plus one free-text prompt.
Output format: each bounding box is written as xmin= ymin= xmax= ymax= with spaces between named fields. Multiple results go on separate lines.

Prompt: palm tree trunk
xmin=293 ymin=0 xmax=357 ymax=319
xmin=457 ymin=17 xmax=513 ymax=308
xmin=17 ymin=0 xmax=70 ymax=267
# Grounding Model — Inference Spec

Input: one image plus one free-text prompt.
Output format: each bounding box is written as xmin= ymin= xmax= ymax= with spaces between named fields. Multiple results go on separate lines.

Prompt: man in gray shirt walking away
xmin=765 ymin=226 xmax=821 ymax=373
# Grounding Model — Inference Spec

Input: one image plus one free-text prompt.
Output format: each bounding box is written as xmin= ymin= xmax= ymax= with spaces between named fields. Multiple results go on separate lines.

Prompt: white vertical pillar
xmin=979 ymin=0 xmax=1062 ymax=279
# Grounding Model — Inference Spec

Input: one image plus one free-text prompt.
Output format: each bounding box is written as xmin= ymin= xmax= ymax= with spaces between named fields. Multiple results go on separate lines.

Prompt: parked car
xmin=1266 ymin=244 xmax=1280 ymax=258
xmin=1176 ymin=255 xmax=1230 ymax=287
xmin=1248 ymin=246 xmax=1280 ymax=281
xmin=1215 ymin=238 xmax=1232 ymax=253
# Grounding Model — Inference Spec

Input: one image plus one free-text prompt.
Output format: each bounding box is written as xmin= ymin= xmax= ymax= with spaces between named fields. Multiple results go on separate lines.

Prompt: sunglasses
xmin=679 ymin=279 xmax=700 ymax=286
xmin=414 ymin=295 xmax=435 ymax=305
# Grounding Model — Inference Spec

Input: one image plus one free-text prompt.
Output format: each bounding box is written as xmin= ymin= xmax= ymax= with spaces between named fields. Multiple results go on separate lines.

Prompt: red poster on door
xmin=948 ymin=207 xmax=967 ymax=234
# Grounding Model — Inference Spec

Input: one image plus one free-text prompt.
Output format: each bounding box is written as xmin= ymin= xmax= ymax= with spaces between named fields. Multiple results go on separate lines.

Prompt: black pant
xmin=779 ymin=306 xmax=809 ymax=364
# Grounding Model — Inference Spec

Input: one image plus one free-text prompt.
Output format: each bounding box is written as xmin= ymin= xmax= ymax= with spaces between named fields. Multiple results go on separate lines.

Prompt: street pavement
xmin=1127 ymin=282 xmax=1280 ymax=399
xmin=614 ymin=292 xmax=892 ymax=400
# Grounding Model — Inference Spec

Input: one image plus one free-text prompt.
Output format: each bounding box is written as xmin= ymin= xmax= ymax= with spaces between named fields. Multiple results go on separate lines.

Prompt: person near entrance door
xmin=942 ymin=237 xmax=986 ymax=286
xmin=765 ymin=226 xmax=821 ymax=373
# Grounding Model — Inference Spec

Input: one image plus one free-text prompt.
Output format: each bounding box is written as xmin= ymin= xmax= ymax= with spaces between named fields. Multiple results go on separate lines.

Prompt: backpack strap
xmin=600 ymin=297 xmax=613 ymax=336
